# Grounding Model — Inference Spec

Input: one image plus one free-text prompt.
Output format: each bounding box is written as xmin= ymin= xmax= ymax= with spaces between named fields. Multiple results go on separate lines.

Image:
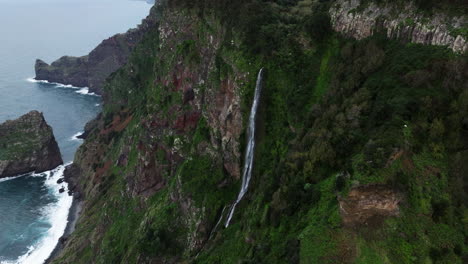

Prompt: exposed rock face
xmin=34 ymin=6 xmax=159 ymax=95
xmin=59 ymin=5 xmax=246 ymax=259
xmin=330 ymin=0 xmax=467 ymax=53
xmin=339 ymin=184 xmax=403 ymax=227
xmin=63 ymin=163 xmax=82 ymax=198
xmin=0 ymin=111 xmax=63 ymax=178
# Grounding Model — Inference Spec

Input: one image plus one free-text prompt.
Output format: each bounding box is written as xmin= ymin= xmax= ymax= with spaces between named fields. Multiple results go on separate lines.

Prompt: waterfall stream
xmin=225 ymin=68 xmax=264 ymax=228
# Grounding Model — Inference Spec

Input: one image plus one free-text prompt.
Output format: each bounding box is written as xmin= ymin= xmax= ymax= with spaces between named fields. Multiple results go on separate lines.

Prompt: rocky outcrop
xmin=330 ymin=0 xmax=467 ymax=53
xmin=0 ymin=111 xmax=63 ymax=178
xmin=34 ymin=5 xmax=159 ymax=95
xmin=339 ymin=184 xmax=403 ymax=228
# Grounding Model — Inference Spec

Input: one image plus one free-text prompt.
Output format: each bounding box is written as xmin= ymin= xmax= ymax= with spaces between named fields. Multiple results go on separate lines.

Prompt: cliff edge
xmin=48 ymin=0 xmax=468 ymax=263
xmin=34 ymin=5 xmax=158 ymax=95
xmin=0 ymin=111 xmax=63 ymax=178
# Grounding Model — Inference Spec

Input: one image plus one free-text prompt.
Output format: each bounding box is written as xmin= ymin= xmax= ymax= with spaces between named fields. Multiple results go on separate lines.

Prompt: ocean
xmin=0 ymin=0 xmax=151 ymax=263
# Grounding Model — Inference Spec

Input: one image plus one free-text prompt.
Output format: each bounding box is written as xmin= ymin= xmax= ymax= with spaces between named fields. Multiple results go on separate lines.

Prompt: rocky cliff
xmin=0 ymin=111 xmax=63 ymax=178
xmin=50 ymin=0 xmax=468 ymax=263
xmin=34 ymin=5 xmax=159 ymax=95
xmin=330 ymin=0 xmax=467 ymax=53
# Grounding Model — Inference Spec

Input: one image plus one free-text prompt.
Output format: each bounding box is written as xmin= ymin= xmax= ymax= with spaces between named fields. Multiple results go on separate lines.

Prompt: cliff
xmin=0 ymin=111 xmax=63 ymax=178
xmin=330 ymin=0 xmax=467 ymax=53
xmin=50 ymin=0 xmax=467 ymax=263
xmin=34 ymin=5 xmax=159 ymax=95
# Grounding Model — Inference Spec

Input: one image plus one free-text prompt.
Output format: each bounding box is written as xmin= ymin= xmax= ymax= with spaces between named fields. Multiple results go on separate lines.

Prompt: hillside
xmin=51 ymin=0 xmax=467 ymax=263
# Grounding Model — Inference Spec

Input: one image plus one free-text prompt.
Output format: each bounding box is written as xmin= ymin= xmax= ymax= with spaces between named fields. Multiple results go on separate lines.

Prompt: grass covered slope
xmin=200 ymin=38 xmax=467 ymax=264
xmin=53 ymin=0 xmax=467 ymax=263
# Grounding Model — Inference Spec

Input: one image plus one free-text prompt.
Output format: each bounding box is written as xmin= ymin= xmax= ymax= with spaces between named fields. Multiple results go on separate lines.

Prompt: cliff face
xmin=52 ymin=2 xmax=246 ymax=262
xmin=34 ymin=6 xmax=159 ymax=95
xmin=51 ymin=0 xmax=467 ymax=263
xmin=330 ymin=0 xmax=467 ymax=53
xmin=0 ymin=111 xmax=63 ymax=178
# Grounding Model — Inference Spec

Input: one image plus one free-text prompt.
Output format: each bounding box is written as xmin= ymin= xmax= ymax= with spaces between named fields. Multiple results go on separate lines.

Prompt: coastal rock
xmin=330 ymin=0 xmax=467 ymax=53
xmin=34 ymin=5 xmax=159 ymax=95
xmin=0 ymin=111 xmax=63 ymax=178
xmin=63 ymin=163 xmax=82 ymax=195
xmin=77 ymin=113 xmax=101 ymax=140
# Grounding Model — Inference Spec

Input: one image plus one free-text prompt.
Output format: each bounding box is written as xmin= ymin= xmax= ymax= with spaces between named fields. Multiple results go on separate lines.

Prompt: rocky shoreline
xmin=44 ymin=194 xmax=83 ymax=264
xmin=44 ymin=162 xmax=84 ymax=264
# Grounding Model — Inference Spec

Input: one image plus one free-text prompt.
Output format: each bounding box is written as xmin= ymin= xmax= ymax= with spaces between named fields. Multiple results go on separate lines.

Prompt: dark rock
xmin=63 ymin=163 xmax=82 ymax=195
xmin=77 ymin=114 xmax=100 ymax=140
xmin=59 ymin=187 xmax=65 ymax=193
xmin=462 ymin=117 xmax=468 ymax=130
xmin=183 ymin=88 xmax=195 ymax=104
xmin=57 ymin=178 xmax=65 ymax=184
xmin=34 ymin=6 xmax=159 ymax=95
xmin=0 ymin=111 xmax=63 ymax=178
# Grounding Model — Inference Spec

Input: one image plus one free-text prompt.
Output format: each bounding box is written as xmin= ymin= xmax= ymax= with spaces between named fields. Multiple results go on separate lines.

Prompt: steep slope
xmin=51 ymin=0 xmax=467 ymax=263
xmin=0 ymin=111 xmax=62 ymax=178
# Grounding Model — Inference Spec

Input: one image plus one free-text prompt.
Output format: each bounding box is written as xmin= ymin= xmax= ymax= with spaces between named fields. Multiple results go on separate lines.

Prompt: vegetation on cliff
xmin=52 ymin=0 xmax=467 ymax=263
xmin=0 ymin=111 xmax=62 ymax=178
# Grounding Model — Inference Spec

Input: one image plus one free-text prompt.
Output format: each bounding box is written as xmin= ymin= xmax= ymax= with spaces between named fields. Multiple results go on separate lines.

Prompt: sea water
xmin=0 ymin=0 xmax=151 ymax=263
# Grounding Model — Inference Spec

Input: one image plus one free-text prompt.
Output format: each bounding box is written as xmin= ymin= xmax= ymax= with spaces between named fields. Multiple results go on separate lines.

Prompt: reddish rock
xmin=173 ymin=112 xmax=201 ymax=132
xmin=133 ymin=157 xmax=166 ymax=197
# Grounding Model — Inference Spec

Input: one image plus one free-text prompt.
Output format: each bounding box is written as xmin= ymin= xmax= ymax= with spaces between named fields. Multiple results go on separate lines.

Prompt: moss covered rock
xmin=0 ymin=111 xmax=63 ymax=178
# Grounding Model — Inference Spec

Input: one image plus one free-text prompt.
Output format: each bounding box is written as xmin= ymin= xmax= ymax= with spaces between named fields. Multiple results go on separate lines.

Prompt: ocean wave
xmin=26 ymin=78 xmax=51 ymax=85
xmin=27 ymin=78 xmax=100 ymax=97
xmin=0 ymin=174 xmax=24 ymax=183
xmin=26 ymin=78 xmax=80 ymax=89
xmin=26 ymin=77 xmax=96 ymax=90
xmin=0 ymin=170 xmax=40 ymax=183
xmin=70 ymin=131 xmax=84 ymax=141
xmin=75 ymin=87 xmax=99 ymax=96
xmin=11 ymin=164 xmax=73 ymax=264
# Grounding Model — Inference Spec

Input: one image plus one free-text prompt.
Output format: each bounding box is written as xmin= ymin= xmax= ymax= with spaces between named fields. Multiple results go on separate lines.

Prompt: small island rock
xmin=0 ymin=111 xmax=63 ymax=178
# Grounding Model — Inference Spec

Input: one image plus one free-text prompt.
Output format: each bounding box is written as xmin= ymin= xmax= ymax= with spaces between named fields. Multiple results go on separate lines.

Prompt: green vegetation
xmin=53 ymin=0 xmax=468 ymax=263
xmin=0 ymin=121 xmax=51 ymax=160
xmin=0 ymin=130 xmax=39 ymax=160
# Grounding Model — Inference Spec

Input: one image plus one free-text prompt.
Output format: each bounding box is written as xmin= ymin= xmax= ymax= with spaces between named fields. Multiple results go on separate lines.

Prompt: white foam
xmin=26 ymin=77 xmax=49 ymax=84
xmin=75 ymin=87 xmax=99 ymax=96
xmin=56 ymin=83 xmax=76 ymax=89
xmin=11 ymin=164 xmax=73 ymax=264
xmin=26 ymin=77 xmax=81 ymax=89
xmin=0 ymin=170 xmax=38 ymax=183
xmin=70 ymin=131 xmax=84 ymax=141
xmin=0 ymin=175 xmax=23 ymax=183
xmin=75 ymin=87 xmax=89 ymax=94
xmin=95 ymin=103 xmax=100 ymax=107
xmin=26 ymin=77 xmax=100 ymax=97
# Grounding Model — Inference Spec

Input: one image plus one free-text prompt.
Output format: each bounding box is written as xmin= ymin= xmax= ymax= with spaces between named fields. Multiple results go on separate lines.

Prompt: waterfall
xmin=225 ymin=68 xmax=264 ymax=228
